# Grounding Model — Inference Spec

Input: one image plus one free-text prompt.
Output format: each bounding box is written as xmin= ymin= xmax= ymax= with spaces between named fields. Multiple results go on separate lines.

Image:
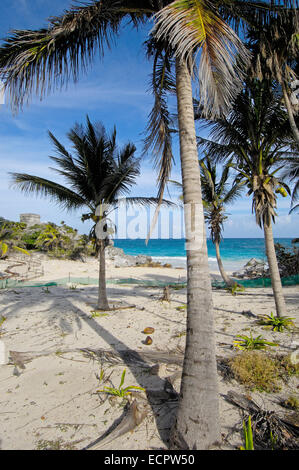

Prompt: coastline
xmin=112 ymin=237 xmax=296 ymax=272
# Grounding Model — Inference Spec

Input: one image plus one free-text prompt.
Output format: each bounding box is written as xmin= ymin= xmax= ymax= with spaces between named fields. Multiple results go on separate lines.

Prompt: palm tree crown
xmin=10 ymin=115 xmax=162 ymax=223
xmin=198 ymin=77 xmax=298 ymax=317
xmin=198 ymin=78 xmax=295 ymax=227
xmin=200 ymin=156 xmax=242 ymax=244
xmin=246 ymin=9 xmax=299 ymax=143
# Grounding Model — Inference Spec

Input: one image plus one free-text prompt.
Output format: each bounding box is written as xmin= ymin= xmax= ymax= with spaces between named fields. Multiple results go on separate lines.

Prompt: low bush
xmin=229 ymin=351 xmax=281 ymax=392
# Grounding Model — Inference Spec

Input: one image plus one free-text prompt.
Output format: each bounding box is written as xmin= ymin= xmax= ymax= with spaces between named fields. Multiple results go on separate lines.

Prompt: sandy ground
xmin=0 ymin=256 xmax=298 ymax=450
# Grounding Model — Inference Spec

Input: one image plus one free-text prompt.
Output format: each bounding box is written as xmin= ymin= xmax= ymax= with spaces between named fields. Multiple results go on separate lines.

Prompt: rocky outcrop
xmin=232 ymin=258 xmax=269 ymax=279
xmin=105 ymin=246 xmax=153 ymax=268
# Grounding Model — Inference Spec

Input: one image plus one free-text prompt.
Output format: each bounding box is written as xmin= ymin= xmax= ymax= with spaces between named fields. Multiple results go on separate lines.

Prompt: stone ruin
xmin=20 ymin=213 xmax=41 ymax=226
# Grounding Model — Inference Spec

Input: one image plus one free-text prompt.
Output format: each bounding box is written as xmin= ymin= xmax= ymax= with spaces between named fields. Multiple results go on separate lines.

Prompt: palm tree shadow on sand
xmin=0 ymin=285 xmax=181 ymax=448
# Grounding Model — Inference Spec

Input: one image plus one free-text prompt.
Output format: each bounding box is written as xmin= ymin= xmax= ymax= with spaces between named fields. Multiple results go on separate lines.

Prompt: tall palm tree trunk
xmin=281 ymin=80 xmax=299 ymax=145
xmin=97 ymin=239 xmax=110 ymax=310
xmin=215 ymin=240 xmax=234 ymax=287
xmin=170 ymin=58 xmax=220 ymax=450
xmin=263 ymin=219 xmax=287 ymax=317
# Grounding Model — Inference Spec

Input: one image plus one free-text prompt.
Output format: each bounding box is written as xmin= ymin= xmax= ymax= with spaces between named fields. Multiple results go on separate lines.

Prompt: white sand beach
xmin=0 ymin=256 xmax=298 ymax=450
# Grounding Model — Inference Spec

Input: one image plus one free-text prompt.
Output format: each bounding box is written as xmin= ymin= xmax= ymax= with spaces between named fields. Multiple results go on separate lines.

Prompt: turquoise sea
xmin=113 ymin=238 xmax=295 ymax=271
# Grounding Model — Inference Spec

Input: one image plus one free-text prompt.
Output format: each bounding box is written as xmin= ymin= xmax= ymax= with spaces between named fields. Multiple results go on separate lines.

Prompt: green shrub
xmin=258 ymin=312 xmax=295 ymax=332
xmin=275 ymin=243 xmax=299 ymax=277
xmin=229 ymin=351 xmax=281 ymax=392
xmin=233 ymin=333 xmax=278 ymax=351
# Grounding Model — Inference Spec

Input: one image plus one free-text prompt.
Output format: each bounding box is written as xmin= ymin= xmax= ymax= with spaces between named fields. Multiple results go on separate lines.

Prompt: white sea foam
xmin=152 ymin=256 xmax=218 ymax=268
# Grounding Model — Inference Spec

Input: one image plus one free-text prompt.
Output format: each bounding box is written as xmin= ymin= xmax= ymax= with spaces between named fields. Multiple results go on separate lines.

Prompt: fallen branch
xmin=8 ymin=347 xmax=184 ymax=370
xmin=225 ymin=390 xmax=299 ymax=449
xmin=84 ymin=397 xmax=149 ymax=450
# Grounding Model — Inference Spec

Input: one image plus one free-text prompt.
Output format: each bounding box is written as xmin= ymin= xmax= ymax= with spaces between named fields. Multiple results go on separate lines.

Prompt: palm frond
xmin=152 ymin=0 xmax=251 ymax=117
xmin=144 ymin=43 xmax=176 ymax=202
xmin=9 ymin=116 xmax=148 ymax=221
xmin=9 ymin=173 xmax=89 ymax=211
xmin=143 ymin=41 xmax=177 ymax=243
xmin=114 ymin=196 xmax=177 ymax=207
xmin=0 ymin=0 xmax=156 ymax=110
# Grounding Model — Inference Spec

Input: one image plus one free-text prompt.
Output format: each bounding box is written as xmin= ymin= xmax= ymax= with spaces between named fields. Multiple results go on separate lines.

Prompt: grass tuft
xmin=229 ymin=351 xmax=281 ymax=392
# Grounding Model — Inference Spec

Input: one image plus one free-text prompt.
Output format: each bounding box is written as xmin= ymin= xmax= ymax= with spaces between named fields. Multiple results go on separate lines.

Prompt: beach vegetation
xmin=90 ymin=311 xmax=109 ymax=318
xmin=97 ymin=369 xmax=145 ymax=398
xmin=170 ymin=158 xmax=244 ymax=287
xmin=0 ymin=315 xmax=7 ymax=335
xmin=200 ymin=157 xmax=243 ymax=287
xmin=233 ymin=333 xmax=278 ymax=351
xmin=258 ymin=312 xmax=295 ymax=332
xmin=225 ymin=282 xmax=245 ymax=296
xmin=278 ymin=354 xmax=299 ymax=379
xmin=247 ymin=10 xmax=299 ymax=145
xmin=282 ymin=395 xmax=299 ymax=411
xmin=229 ymin=350 xmax=299 ymax=393
xmin=68 ymin=284 xmax=78 ymax=290
xmin=0 ymin=221 xmax=30 ymax=258
xmin=274 ymin=242 xmax=299 ymax=277
xmin=176 ymin=304 xmax=187 ymax=311
xmin=240 ymin=415 xmax=254 ymax=450
xmin=0 ymin=218 xmax=91 ymax=260
xmin=229 ymin=351 xmax=281 ymax=392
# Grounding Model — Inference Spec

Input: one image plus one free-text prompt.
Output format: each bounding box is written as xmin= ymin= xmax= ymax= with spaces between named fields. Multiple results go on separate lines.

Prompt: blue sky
xmin=0 ymin=0 xmax=297 ymax=238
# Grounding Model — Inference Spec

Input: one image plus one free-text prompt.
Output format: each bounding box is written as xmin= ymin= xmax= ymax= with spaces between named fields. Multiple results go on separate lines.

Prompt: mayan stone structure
xmin=20 ymin=213 xmax=41 ymax=226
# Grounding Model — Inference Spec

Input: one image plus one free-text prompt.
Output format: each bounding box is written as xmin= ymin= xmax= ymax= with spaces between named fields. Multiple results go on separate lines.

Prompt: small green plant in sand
xmin=258 ymin=312 xmax=295 ymax=332
xmin=229 ymin=351 xmax=281 ymax=392
xmin=176 ymin=304 xmax=187 ymax=311
xmin=69 ymin=284 xmax=78 ymax=290
xmin=233 ymin=333 xmax=278 ymax=351
xmin=240 ymin=415 xmax=254 ymax=450
xmin=226 ymin=282 xmax=245 ymax=296
xmin=279 ymin=354 xmax=299 ymax=378
xmin=0 ymin=315 xmax=6 ymax=336
xmin=283 ymin=395 xmax=299 ymax=411
xmin=91 ymin=310 xmax=109 ymax=318
xmin=35 ymin=438 xmax=77 ymax=450
xmin=97 ymin=369 xmax=145 ymax=398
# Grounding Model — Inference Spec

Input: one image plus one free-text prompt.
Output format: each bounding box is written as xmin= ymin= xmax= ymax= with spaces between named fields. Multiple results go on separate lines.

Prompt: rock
xmin=105 ymin=246 xmax=152 ymax=268
xmin=135 ymin=255 xmax=152 ymax=265
xmin=245 ymin=258 xmax=261 ymax=267
xmin=233 ymin=258 xmax=269 ymax=279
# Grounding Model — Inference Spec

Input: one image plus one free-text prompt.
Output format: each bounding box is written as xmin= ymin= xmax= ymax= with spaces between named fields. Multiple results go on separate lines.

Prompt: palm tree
xmin=170 ymin=157 xmax=242 ymax=286
xmin=10 ymin=116 xmax=167 ymax=310
xmin=246 ymin=9 xmax=299 ymax=144
xmin=0 ymin=0 xmax=292 ymax=450
xmin=198 ymin=78 xmax=297 ymax=318
xmin=282 ymin=156 xmax=299 ymax=213
xmin=199 ymin=156 xmax=242 ymax=286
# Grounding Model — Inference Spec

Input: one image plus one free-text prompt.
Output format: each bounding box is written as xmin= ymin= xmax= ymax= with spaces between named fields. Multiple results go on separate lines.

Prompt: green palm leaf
xmin=152 ymin=0 xmax=251 ymax=118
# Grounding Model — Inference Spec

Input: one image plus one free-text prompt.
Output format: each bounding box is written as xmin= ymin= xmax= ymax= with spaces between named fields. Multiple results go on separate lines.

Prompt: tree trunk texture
xmin=215 ymin=240 xmax=234 ymax=286
xmin=170 ymin=58 xmax=220 ymax=450
xmin=282 ymin=80 xmax=299 ymax=145
xmin=263 ymin=219 xmax=287 ymax=317
xmin=97 ymin=240 xmax=110 ymax=310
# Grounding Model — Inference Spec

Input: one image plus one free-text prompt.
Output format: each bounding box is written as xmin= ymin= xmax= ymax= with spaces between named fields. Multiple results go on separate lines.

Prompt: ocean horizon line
xmin=112 ymin=237 xmax=295 ymax=240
